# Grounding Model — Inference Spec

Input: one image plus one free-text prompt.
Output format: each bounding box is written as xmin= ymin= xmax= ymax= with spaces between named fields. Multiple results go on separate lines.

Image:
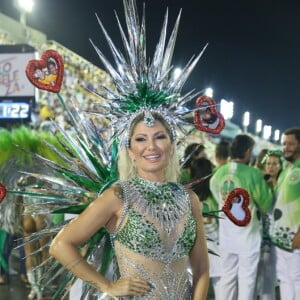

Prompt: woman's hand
xmin=105 ymin=277 xmax=151 ymax=297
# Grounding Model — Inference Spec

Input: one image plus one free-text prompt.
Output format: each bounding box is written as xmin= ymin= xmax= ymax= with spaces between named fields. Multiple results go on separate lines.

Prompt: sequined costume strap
xmin=109 ymin=180 xmax=129 ymax=244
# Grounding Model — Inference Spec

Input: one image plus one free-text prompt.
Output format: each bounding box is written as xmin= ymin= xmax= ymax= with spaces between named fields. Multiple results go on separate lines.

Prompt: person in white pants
xmin=275 ymin=247 xmax=300 ymax=299
xmin=270 ymin=127 xmax=300 ymax=300
xmin=210 ymin=135 xmax=273 ymax=300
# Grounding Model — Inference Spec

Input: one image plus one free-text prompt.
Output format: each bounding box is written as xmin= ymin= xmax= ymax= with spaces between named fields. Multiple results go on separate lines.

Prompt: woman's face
xmin=128 ymin=119 xmax=174 ymax=181
xmin=265 ymin=155 xmax=281 ymax=177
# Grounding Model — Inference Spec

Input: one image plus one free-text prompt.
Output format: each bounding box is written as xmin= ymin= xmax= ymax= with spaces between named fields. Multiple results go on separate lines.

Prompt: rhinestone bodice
xmin=109 ymin=177 xmax=196 ymax=299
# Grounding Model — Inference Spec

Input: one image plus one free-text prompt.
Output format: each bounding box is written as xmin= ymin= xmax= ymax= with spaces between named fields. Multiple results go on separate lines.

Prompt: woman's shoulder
xmin=104 ymin=181 xmax=125 ymax=195
xmin=101 ymin=180 xmax=136 ymax=205
xmin=185 ymin=188 xmax=203 ymax=216
xmin=184 ymin=187 xmax=199 ymax=202
xmin=96 ymin=182 xmax=124 ymax=206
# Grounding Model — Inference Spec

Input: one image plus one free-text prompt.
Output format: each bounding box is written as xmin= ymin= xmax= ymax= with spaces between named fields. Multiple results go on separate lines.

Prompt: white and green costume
xmin=270 ymin=159 xmax=300 ymax=251
xmin=269 ymin=159 xmax=300 ymax=299
xmin=210 ymin=161 xmax=273 ymax=300
xmin=210 ymin=162 xmax=273 ymax=253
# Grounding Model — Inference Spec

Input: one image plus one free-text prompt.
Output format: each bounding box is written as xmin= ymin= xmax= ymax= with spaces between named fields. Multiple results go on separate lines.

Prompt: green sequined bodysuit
xmin=109 ymin=177 xmax=197 ymax=299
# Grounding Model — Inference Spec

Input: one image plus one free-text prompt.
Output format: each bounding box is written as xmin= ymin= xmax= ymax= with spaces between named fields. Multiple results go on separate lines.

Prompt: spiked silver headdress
xmin=89 ymin=0 xmax=207 ymax=147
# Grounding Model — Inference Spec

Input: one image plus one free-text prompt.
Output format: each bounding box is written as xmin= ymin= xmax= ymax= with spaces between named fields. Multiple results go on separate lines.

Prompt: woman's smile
xmin=143 ymin=154 xmax=161 ymax=161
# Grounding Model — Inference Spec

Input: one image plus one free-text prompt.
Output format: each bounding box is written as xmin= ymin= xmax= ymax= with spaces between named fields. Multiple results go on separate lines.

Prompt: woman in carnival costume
xmin=0 ymin=0 xmax=232 ymax=299
xmin=50 ymin=0 xmax=212 ymax=297
xmin=51 ymin=109 xmax=210 ymax=299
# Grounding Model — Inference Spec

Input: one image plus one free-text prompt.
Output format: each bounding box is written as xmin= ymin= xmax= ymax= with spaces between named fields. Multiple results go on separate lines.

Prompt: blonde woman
xmin=50 ymin=112 xmax=209 ymax=299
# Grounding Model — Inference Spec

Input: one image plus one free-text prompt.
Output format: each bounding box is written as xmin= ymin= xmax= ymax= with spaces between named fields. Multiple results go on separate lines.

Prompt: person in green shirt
xmin=269 ymin=127 xmax=300 ymax=299
xmin=210 ymin=134 xmax=273 ymax=300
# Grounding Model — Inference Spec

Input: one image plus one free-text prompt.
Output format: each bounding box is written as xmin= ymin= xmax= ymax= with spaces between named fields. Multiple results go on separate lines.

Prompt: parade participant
xmin=214 ymin=140 xmax=230 ymax=168
xmin=210 ymin=134 xmax=273 ymax=300
xmin=47 ymin=1 xmax=212 ymax=296
xmin=181 ymin=143 xmax=206 ymax=183
xmin=50 ymin=112 xmax=210 ymax=299
xmin=254 ymin=148 xmax=268 ymax=170
xmin=189 ymin=157 xmax=221 ymax=299
xmin=256 ymin=149 xmax=282 ymax=300
xmin=270 ymin=127 xmax=300 ymax=300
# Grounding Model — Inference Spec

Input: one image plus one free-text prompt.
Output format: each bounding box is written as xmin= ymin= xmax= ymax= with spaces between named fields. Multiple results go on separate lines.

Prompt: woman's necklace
xmin=130 ymin=176 xmax=189 ymax=234
xmin=132 ymin=176 xmax=173 ymax=204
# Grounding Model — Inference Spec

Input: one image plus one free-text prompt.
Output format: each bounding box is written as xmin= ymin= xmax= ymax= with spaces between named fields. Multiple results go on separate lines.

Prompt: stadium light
xmin=220 ymin=99 xmax=234 ymax=120
xmin=255 ymin=119 xmax=262 ymax=135
xmin=17 ymin=0 xmax=34 ymax=26
xmin=263 ymin=125 xmax=272 ymax=140
xmin=204 ymin=87 xmax=213 ymax=98
xmin=18 ymin=0 xmax=34 ymax=12
xmin=274 ymin=129 xmax=280 ymax=142
xmin=243 ymin=111 xmax=250 ymax=132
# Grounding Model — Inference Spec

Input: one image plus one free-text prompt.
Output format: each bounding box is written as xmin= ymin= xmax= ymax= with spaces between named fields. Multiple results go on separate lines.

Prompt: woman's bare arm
xmin=49 ymin=186 xmax=121 ymax=291
xmin=49 ymin=186 xmax=149 ymax=296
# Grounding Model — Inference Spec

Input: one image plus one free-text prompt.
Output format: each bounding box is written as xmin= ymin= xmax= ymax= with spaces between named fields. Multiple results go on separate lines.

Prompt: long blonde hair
xmin=118 ymin=113 xmax=180 ymax=182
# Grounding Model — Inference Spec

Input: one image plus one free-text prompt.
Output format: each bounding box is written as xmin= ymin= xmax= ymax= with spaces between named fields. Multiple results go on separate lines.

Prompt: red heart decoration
xmin=25 ymin=50 xmax=64 ymax=93
xmin=0 ymin=183 xmax=7 ymax=203
xmin=222 ymin=188 xmax=251 ymax=226
xmin=194 ymin=96 xmax=225 ymax=134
